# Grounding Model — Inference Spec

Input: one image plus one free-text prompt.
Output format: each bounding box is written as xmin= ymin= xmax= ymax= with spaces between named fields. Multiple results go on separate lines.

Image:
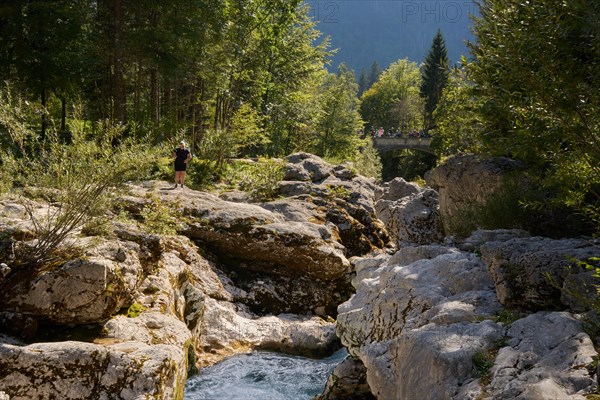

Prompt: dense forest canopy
xmin=0 ymin=0 xmax=598 ymax=236
xmin=0 ymin=0 xmax=369 ymax=160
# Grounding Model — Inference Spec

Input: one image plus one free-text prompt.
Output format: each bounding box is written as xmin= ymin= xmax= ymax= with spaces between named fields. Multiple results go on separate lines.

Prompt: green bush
xmin=221 ymin=158 xmax=285 ymax=202
xmin=140 ymin=195 xmax=185 ymax=235
xmin=0 ymin=89 xmax=162 ymax=271
xmin=472 ymin=350 xmax=495 ymax=380
xmin=186 ymin=158 xmax=221 ymax=189
xmin=0 ymin=151 xmax=17 ymax=194
xmin=352 ymin=138 xmax=382 ymax=179
xmin=447 ymin=174 xmax=594 ymax=239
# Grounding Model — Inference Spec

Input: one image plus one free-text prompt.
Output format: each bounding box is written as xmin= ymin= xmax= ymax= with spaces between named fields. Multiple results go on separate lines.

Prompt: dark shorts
xmin=175 ymin=161 xmax=187 ymax=172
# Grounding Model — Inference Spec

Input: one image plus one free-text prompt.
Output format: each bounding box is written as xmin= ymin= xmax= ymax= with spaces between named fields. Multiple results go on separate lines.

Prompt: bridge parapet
xmin=372 ymin=137 xmax=434 ymax=154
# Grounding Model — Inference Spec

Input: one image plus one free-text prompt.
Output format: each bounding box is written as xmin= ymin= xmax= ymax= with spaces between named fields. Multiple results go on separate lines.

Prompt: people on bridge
xmin=369 ymin=127 xmax=432 ymax=140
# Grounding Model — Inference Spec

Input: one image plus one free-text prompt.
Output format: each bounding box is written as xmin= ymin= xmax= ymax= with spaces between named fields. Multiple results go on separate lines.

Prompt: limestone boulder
xmin=0 ymin=230 xmax=227 ymax=329
xmin=275 ymin=180 xmax=388 ymax=256
xmin=332 ymin=163 xmax=357 ymax=180
xmin=375 ymin=178 xmax=443 ymax=245
xmin=485 ymin=312 xmax=597 ymax=399
xmin=338 ymin=247 xmax=501 ymax=351
xmin=101 ymin=312 xmax=192 ymax=350
xmin=261 ymin=194 xmax=385 ymax=258
xmin=0 ymin=340 xmax=187 ymax=400
xmin=124 ymin=189 xmax=353 ymax=281
xmin=359 ymin=321 xmax=505 ymax=400
xmin=334 ymin=244 xmax=507 ymax=400
xmin=374 ymin=177 xmax=421 ymax=201
xmin=317 ymin=355 xmax=374 ymax=400
xmin=284 ymin=152 xmax=333 ymax=182
xmin=427 ymin=154 xmax=524 ymax=233
xmin=0 ymin=255 xmax=130 ymax=325
xmin=121 ymin=170 xmax=389 ymax=316
xmin=195 ymin=297 xmax=338 ymax=366
xmin=480 ymin=237 xmax=600 ymax=311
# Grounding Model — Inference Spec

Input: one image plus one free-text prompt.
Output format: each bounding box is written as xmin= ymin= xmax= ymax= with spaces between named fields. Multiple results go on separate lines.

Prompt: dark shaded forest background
xmin=0 ymin=0 xmax=598 ymax=237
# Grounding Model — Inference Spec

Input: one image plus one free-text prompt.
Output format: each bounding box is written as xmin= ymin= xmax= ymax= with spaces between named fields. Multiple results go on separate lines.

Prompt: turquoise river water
xmin=184 ymin=349 xmax=347 ymax=400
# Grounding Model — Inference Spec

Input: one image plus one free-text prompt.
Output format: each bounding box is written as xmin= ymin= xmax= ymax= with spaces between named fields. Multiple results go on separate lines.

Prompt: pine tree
xmin=367 ymin=61 xmax=381 ymax=89
xmin=420 ymin=30 xmax=449 ymax=131
xmin=357 ymin=67 xmax=368 ymax=97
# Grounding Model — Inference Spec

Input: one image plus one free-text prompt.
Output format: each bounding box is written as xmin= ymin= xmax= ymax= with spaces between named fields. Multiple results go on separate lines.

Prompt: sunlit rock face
xmin=375 ymin=177 xmax=444 ymax=245
xmin=333 ymin=239 xmax=599 ymax=400
xmin=486 ymin=312 xmax=597 ymax=400
xmin=336 ymin=245 xmax=505 ymax=400
xmin=0 ymin=340 xmax=188 ymax=400
xmin=480 ymin=236 xmax=600 ymax=311
xmin=0 ymin=153 xmax=392 ymax=399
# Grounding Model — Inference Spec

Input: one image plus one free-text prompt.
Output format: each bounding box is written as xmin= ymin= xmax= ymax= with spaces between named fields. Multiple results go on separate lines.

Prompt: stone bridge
xmin=372 ymin=137 xmax=434 ymax=155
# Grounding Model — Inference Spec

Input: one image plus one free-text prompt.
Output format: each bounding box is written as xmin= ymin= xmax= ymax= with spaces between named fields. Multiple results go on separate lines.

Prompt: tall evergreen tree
xmin=367 ymin=61 xmax=381 ymax=88
xmin=0 ymin=0 xmax=92 ymax=136
xmin=357 ymin=67 xmax=368 ymax=97
xmin=420 ymin=29 xmax=449 ymax=131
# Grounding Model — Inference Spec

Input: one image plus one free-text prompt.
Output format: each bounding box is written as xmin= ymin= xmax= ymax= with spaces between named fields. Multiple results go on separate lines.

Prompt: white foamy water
xmin=184 ymin=349 xmax=347 ymax=400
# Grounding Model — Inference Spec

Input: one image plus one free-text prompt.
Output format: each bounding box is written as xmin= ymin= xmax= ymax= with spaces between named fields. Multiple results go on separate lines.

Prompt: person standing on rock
xmin=173 ymin=140 xmax=192 ymax=188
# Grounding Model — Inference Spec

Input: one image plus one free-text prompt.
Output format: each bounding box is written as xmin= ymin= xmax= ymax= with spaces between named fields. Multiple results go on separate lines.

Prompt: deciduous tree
xmin=360 ymin=59 xmax=423 ymax=133
xmin=469 ymin=0 xmax=600 ymax=226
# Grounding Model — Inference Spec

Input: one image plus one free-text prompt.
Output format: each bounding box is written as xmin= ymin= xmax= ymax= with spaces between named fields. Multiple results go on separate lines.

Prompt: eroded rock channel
xmin=0 ymin=153 xmax=598 ymax=400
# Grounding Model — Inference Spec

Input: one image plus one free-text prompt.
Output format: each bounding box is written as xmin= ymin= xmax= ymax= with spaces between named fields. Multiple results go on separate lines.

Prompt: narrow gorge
xmin=0 ymin=153 xmax=598 ymax=400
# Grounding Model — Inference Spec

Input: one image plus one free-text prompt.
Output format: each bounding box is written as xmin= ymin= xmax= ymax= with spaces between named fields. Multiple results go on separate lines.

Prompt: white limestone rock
xmin=374 ymin=177 xmax=421 ymax=202
xmin=196 ymin=297 xmax=338 ymax=365
xmin=2 ymin=256 xmax=130 ymax=325
xmin=335 ymin=245 xmax=506 ymax=399
xmin=480 ymin=237 xmax=600 ymax=310
xmin=485 ymin=312 xmax=597 ymax=400
xmin=101 ymin=312 xmax=192 ymax=349
xmin=375 ymin=178 xmax=444 ymax=245
xmin=0 ymin=340 xmax=187 ymax=400
xmin=285 ymin=152 xmax=333 ymax=182
xmin=359 ymin=321 xmax=505 ymax=400
xmin=338 ymin=248 xmax=501 ymax=351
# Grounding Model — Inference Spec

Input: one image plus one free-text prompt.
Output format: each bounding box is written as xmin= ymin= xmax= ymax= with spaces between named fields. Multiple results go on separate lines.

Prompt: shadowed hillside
xmin=305 ymin=0 xmax=475 ymax=70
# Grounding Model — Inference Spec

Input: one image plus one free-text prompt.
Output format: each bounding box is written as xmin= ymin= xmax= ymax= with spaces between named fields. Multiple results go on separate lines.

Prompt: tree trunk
xmin=134 ymin=62 xmax=141 ymax=119
xmin=197 ymin=78 xmax=204 ymax=143
xmin=40 ymin=88 xmax=47 ymax=140
xmin=61 ymin=97 xmax=66 ymax=132
xmin=214 ymin=95 xmax=221 ymax=130
xmin=191 ymin=82 xmax=196 ymax=151
xmin=113 ymin=0 xmax=126 ymax=123
xmin=150 ymin=67 xmax=160 ymax=123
